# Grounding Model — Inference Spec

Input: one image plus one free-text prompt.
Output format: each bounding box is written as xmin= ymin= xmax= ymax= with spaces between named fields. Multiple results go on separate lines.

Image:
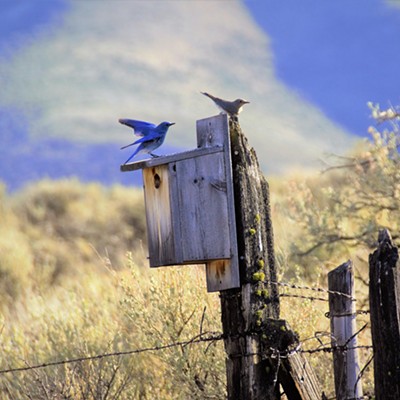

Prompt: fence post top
xmin=378 ymin=228 xmax=392 ymax=244
xmin=327 ymin=260 xmax=352 ymax=278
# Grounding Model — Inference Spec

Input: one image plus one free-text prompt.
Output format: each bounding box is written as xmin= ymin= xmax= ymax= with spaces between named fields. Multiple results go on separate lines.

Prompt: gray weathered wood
xmin=278 ymin=328 xmax=323 ymax=400
xmin=219 ymin=119 xmax=281 ymax=400
xmin=328 ymin=260 xmax=363 ymax=400
xmin=219 ymin=119 xmax=323 ymax=399
xmin=197 ymin=115 xmax=240 ymax=292
xmin=142 ymin=152 xmax=234 ymax=269
xmin=175 ymin=152 xmax=230 ymax=261
xmin=142 ymin=152 xmax=237 ymax=273
xmin=280 ymin=353 xmax=323 ymax=400
xmin=120 ymin=145 xmax=222 ymax=172
xmin=369 ymin=229 xmax=400 ymax=400
xmin=197 ymin=114 xmax=229 ymax=148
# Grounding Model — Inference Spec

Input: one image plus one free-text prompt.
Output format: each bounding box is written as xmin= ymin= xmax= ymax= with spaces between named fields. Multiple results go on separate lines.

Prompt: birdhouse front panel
xmin=174 ymin=152 xmax=231 ymax=263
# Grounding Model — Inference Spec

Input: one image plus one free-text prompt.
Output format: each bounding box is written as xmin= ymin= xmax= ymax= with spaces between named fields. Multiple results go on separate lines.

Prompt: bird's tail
xmin=124 ymin=146 xmax=141 ymax=165
xmin=120 ymin=142 xmax=135 ymax=150
xmin=201 ymin=92 xmax=215 ymax=100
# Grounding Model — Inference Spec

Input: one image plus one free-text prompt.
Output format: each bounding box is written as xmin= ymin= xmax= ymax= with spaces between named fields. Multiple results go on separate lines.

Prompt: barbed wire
xmin=0 ymin=278 xmax=373 ymax=392
xmin=0 ymin=280 xmax=371 ymax=377
xmin=354 ymin=354 xmax=374 ymax=400
xmin=300 ymin=344 xmax=373 ymax=355
xmin=268 ymin=280 xmax=356 ymax=300
xmin=0 ymin=331 xmax=223 ymax=376
xmin=279 ymin=293 xmax=328 ymax=302
xmin=0 ymin=326 xmax=374 ymax=377
xmin=325 ymin=310 xmax=370 ymax=318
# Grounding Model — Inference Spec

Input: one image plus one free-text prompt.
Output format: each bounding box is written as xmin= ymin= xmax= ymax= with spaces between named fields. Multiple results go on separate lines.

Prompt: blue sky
xmin=0 ymin=0 xmax=399 ymax=191
xmin=0 ymin=0 xmax=67 ymax=57
xmin=246 ymin=0 xmax=400 ymax=135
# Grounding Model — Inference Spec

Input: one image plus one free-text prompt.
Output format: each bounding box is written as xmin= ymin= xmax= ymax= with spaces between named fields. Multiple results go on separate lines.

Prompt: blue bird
xmin=119 ymin=119 xmax=175 ymax=164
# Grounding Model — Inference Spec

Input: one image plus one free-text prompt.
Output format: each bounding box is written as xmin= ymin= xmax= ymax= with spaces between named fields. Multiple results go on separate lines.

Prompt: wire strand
xmin=0 ymin=332 xmax=223 ymax=376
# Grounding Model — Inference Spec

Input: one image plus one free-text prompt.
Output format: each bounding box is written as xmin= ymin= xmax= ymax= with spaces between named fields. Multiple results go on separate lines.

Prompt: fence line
xmin=0 ymin=273 xmax=377 ymax=399
xmin=0 ymin=325 xmax=372 ymax=376
xmin=0 ymin=279 xmax=371 ymax=378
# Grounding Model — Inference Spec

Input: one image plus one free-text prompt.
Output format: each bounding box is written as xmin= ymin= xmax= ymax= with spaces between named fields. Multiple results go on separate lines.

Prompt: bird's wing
xmin=120 ymin=131 xmax=165 ymax=150
xmin=134 ymin=131 xmax=164 ymax=144
xmin=118 ymin=119 xmax=156 ymax=137
xmin=139 ymin=131 xmax=167 ymax=143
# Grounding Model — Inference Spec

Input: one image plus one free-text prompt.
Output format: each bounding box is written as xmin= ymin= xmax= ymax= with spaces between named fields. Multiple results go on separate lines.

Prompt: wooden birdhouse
xmin=120 ymin=114 xmax=239 ymax=292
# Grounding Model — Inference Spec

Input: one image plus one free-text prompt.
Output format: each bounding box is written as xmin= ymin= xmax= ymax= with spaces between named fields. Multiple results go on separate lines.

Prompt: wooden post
xmin=328 ymin=260 xmax=363 ymax=400
xmin=220 ymin=119 xmax=322 ymax=400
xmin=219 ymin=119 xmax=280 ymax=400
xmin=369 ymin=229 xmax=400 ymax=400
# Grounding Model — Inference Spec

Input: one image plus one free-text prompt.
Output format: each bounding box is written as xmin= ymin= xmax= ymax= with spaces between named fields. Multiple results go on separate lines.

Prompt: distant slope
xmin=0 ymin=0 xmax=356 ymax=183
xmin=0 ymin=109 xmax=163 ymax=192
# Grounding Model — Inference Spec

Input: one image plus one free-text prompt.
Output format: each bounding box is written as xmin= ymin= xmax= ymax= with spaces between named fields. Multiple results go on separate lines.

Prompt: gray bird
xmin=201 ymin=92 xmax=249 ymax=117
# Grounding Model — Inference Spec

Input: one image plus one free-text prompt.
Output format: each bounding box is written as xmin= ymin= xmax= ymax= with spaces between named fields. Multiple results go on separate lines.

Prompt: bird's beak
xmin=169 ymin=122 xmax=176 ymax=126
xmin=244 ymin=101 xmax=250 ymax=104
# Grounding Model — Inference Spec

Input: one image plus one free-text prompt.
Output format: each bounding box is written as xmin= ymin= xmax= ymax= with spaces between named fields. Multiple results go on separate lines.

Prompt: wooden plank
xmin=197 ymin=114 xmax=240 ymax=292
xmin=166 ymin=160 xmax=184 ymax=266
xmin=175 ymin=152 xmax=231 ymax=261
xmin=369 ymin=229 xmax=400 ymax=400
xmin=142 ymin=165 xmax=181 ymax=266
xmin=280 ymin=352 xmax=323 ymax=400
xmin=206 ymin=260 xmax=235 ymax=292
xmin=328 ymin=260 xmax=363 ymax=400
xmin=276 ymin=319 xmax=322 ymax=400
xmin=196 ymin=114 xmax=229 ymax=148
xmin=120 ymin=145 xmax=222 ymax=172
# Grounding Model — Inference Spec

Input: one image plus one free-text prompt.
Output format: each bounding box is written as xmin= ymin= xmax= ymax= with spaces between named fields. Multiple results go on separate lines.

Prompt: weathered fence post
xmin=369 ymin=229 xmax=400 ymax=400
xmin=328 ymin=260 xmax=363 ymax=400
xmin=218 ymin=119 xmax=281 ymax=400
xmin=218 ymin=119 xmax=321 ymax=400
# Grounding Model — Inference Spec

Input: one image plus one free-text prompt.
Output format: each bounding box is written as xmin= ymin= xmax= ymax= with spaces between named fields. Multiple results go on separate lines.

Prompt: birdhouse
xmin=121 ymin=114 xmax=239 ymax=292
